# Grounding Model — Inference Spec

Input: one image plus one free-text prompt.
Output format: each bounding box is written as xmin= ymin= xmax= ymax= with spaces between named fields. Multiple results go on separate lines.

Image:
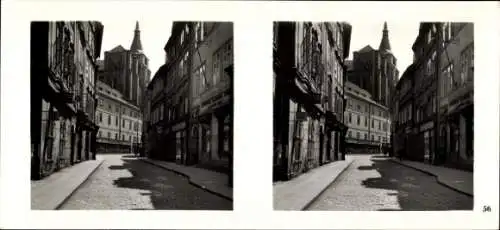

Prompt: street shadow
xmin=358 ymin=158 xmax=473 ymax=211
xmin=108 ymin=158 xmax=232 ymax=210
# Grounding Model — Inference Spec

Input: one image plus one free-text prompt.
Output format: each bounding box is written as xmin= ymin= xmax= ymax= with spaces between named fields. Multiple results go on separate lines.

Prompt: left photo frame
xmin=30 ymin=21 xmax=234 ymax=210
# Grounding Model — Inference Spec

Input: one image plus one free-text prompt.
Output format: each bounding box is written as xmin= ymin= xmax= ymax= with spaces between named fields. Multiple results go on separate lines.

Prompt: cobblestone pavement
xmin=60 ymin=154 xmax=232 ymax=210
xmin=307 ymin=154 xmax=473 ymax=211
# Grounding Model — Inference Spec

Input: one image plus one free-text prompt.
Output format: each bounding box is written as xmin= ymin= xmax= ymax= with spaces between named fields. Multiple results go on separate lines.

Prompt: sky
xmin=99 ymin=20 xmax=173 ymax=81
xmin=347 ymin=21 xmax=420 ymax=79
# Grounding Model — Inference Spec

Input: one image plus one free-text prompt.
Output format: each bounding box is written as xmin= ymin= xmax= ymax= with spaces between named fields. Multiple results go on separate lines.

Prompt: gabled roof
xmin=358 ymin=45 xmax=375 ymax=53
xmin=109 ymin=45 xmax=126 ymax=53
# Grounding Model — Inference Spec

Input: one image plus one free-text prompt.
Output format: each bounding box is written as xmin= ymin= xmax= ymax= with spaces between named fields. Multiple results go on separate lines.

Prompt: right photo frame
xmin=273 ymin=21 xmax=474 ymax=211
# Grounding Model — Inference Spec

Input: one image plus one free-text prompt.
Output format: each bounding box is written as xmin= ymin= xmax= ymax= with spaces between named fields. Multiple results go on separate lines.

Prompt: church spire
xmin=379 ymin=22 xmax=391 ymax=51
xmin=130 ymin=21 xmax=143 ymax=51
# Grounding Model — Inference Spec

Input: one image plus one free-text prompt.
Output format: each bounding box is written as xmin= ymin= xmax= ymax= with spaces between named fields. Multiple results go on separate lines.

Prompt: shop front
xmin=419 ymin=121 xmax=434 ymax=164
xmin=190 ymin=90 xmax=232 ymax=172
xmin=440 ymin=93 xmax=473 ymax=171
xmin=171 ymin=121 xmax=187 ymax=165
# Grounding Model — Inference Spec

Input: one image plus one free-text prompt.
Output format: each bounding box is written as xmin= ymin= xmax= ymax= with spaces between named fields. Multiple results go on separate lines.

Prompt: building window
xmin=348 ymin=131 xmax=352 ymax=137
xmin=460 ymin=45 xmax=474 ymax=86
xmin=123 ymin=119 xmax=125 ymax=127
xmin=372 ymin=119 xmax=374 ymax=128
xmin=365 ymin=117 xmax=368 ymax=126
xmin=183 ymin=51 xmax=189 ymax=76
xmin=99 ymin=112 xmax=102 ymax=122
xmin=213 ymin=50 xmax=221 ymax=85
xmin=107 ymin=132 xmax=110 ymax=139
xmin=364 ymin=133 xmax=368 ymax=140
xmin=378 ymin=121 xmax=381 ymax=130
xmin=108 ymin=115 xmax=111 ymax=125
xmin=349 ymin=113 xmax=352 ymax=123
xmin=371 ymin=135 xmax=374 ymax=141
xmin=356 ymin=132 xmax=360 ymax=139
xmin=180 ymin=31 xmax=184 ymax=45
xmin=129 ymin=120 xmax=132 ymax=130
xmin=115 ymin=133 xmax=118 ymax=140
xmin=122 ymin=135 xmax=125 ymax=140
xmin=357 ymin=115 xmax=360 ymax=126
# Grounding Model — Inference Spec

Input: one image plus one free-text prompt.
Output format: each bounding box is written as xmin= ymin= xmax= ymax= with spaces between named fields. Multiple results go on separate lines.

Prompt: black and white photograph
xmin=30 ymin=20 xmax=233 ymax=210
xmin=1 ymin=1 xmax=499 ymax=229
xmin=273 ymin=21 xmax=474 ymax=211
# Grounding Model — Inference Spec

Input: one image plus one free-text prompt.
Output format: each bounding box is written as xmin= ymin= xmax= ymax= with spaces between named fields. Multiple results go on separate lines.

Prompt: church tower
xmin=378 ymin=22 xmax=397 ymax=108
xmin=129 ymin=21 xmax=148 ymax=107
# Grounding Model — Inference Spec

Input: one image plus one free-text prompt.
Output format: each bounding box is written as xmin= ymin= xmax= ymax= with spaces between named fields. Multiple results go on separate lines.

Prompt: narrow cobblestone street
xmin=60 ymin=154 xmax=232 ymax=210
xmin=306 ymin=154 xmax=473 ymax=211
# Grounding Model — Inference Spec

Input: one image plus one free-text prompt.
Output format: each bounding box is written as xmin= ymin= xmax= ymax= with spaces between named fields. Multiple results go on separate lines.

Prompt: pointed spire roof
xmin=130 ymin=21 xmax=143 ymax=51
xmin=379 ymin=22 xmax=391 ymax=51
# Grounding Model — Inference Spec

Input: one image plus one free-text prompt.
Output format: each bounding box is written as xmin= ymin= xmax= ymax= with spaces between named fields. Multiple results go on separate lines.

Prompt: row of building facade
xmin=144 ymin=22 xmax=233 ymax=178
xmin=31 ymin=21 xmax=103 ymax=180
xmin=95 ymin=22 xmax=149 ymax=154
xmin=393 ymin=22 xmax=474 ymax=171
xmin=273 ymin=22 xmax=352 ymax=181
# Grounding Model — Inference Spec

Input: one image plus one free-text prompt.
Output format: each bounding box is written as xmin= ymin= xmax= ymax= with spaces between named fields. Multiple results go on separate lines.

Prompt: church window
xmin=180 ymin=31 xmax=184 ymax=45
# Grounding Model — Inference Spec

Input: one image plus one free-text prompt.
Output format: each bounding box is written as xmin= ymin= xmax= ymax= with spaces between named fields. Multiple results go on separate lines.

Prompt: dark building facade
xmin=349 ymin=22 xmax=399 ymax=109
xmin=99 ymin=22 xmax=151 ymax=108
xmin=273 ymin=22 xmax=352 ymax=181
xmin=31 ymin=21 xmax=103 ymax=180
xmin=146 ymin=22 xmax=233 ymax=176
xmin=393 ymin=64 xmax=416 ymax=160
xmin=393 ymin=22 xmax=473 ymax=171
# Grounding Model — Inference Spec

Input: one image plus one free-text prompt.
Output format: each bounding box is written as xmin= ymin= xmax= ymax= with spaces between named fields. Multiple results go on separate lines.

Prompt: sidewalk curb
xmin=54 ymin=159 xmax=104 ymax=210
xmin=301 ymin=159 xmax=354 ymax=210
xmin=140 ymin=159 xmax=233 ymax=201
xmin=390 ymin=159 xmax=473 ymax=197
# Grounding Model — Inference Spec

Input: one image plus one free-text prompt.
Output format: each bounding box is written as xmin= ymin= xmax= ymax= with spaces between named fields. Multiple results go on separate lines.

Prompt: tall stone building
xmin=349 ymin=22 xmax=399 ymax=109
xmin=99 ymin=22 xmax=151 ymax=108
xmin=146 ymin=22 xmax=233 ymax=176
xmin=273 ymin=22 xmax=352 ymax=181
xmin=31 ymin=21 xmax=103 ymax=180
